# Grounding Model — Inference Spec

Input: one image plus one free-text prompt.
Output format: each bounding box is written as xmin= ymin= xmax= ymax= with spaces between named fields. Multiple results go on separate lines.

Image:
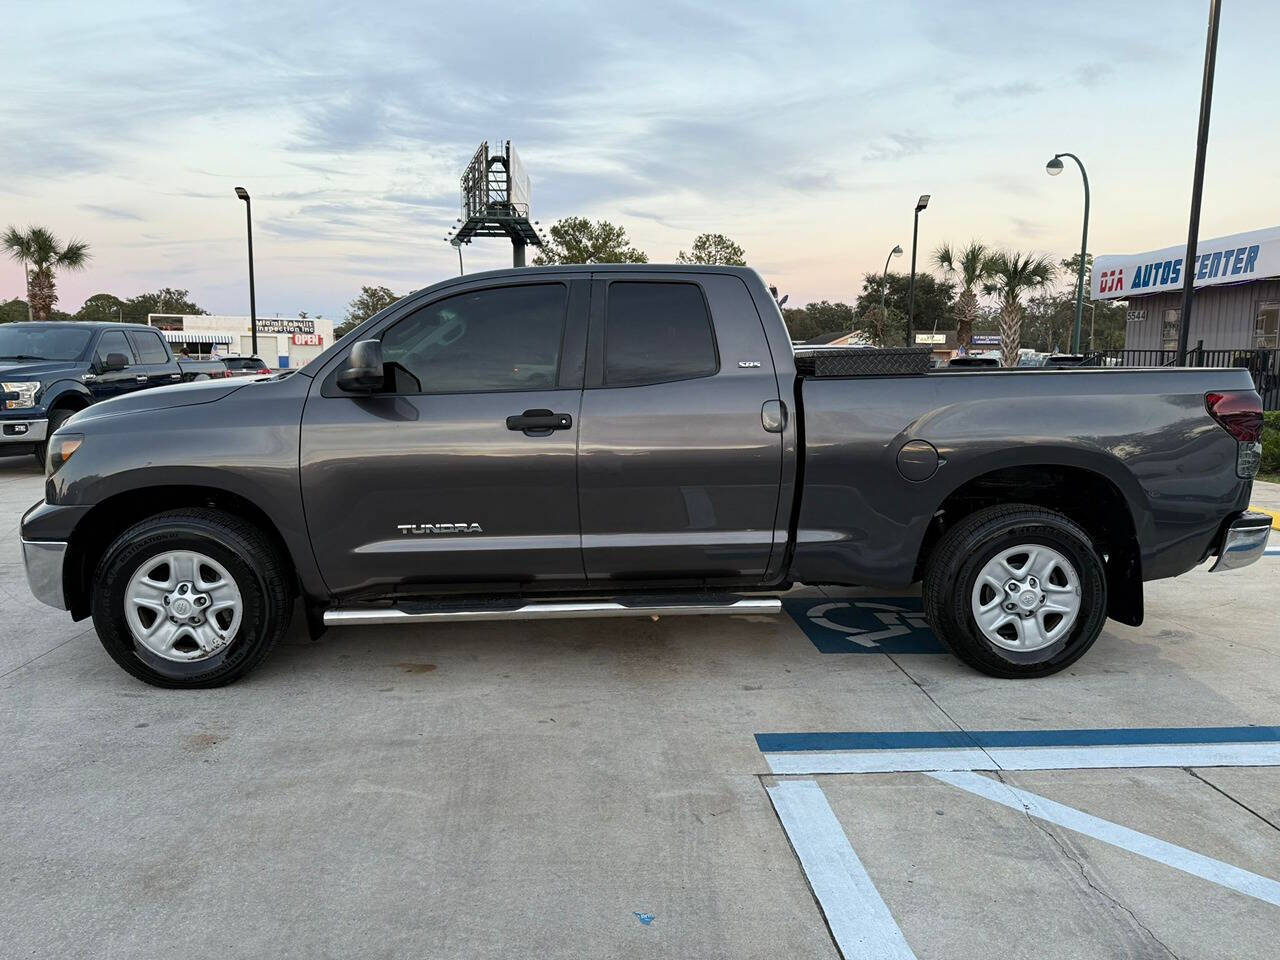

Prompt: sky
xmin=4 ymin=0 xmax=1279 ymax=319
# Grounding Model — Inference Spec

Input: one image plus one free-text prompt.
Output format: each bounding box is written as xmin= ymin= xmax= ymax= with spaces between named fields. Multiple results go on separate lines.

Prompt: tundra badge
xmin=397 ymin=523 xmax=484 ymax=535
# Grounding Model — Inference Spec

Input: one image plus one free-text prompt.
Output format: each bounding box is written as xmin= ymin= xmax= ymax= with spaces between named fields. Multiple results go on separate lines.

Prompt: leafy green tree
xmin=532 ymin=217 xmax=648 ymax=265
xmin=2 ymin=226 xmax=91 ymax=321
xmin=1 ymin=298 xmax=31 ymax=323
xmin=676 ymin=233 xmax=746 ymax=266
xmin=74 ymin=293 xmax=127 ymax=323
xmin=983 ymin=252 xmax=1056 ymax=366
xmin=932 ymin=241 xmax=995 ymax=350
xmin=782 ymin=301 xmax=857 ymax=341
xmin=124 ymin=288 xmax=208 ymax=322
xmin=337 ymin=285 xmax=400 ymax=338
xmin=853 ymin=271 xmax=955 ymax=346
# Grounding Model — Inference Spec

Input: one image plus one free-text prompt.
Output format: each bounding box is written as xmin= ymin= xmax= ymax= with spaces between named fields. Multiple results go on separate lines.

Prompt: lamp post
xmin=880 ymin=244 xmax=903 ymax=345
xmin=234 ymin=187 xmax=259 ymax=355
xmin=1176 ymin=0 xmax=1222 ymax=365
xmin=1046 ymin=153 xmax=1089 ymax=353
xmin=907 ymin=195 xmax=930 ymax=342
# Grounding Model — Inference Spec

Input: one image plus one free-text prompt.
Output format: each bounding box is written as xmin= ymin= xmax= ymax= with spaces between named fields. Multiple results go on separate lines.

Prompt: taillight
xmin=1205 ymin=390 xmax=1263 ymax=479
xmin=258 ymin=368 xmax=271 ymax=375
xmin=1205 ymin=391 xmax=1263 ymax=441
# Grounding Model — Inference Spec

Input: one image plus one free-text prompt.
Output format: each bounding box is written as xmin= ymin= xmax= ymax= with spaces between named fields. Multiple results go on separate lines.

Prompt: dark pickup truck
xmin=19 ymin=266 xmax=1271 ymax=687
xmin=0 ymin=321 xmax=226 ymax=465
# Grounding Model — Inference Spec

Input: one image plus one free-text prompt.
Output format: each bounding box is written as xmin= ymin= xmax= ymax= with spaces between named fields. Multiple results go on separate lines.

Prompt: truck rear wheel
xmin=922 ymin=504 xmax=1107 ymax=678
xmin=90 ymin=509 xmax=292 ymax=688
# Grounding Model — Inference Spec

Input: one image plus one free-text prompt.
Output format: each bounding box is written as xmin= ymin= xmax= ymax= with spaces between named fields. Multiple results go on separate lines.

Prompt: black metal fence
xmin=1089 ymin=345 xmax=1280 ymax=411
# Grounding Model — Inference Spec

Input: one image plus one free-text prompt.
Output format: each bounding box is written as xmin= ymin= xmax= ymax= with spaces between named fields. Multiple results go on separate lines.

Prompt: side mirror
xmin=102 ymin=352 xmax=129 ymax=372
xmin=336 ymin=339 xmax=385 ymax=393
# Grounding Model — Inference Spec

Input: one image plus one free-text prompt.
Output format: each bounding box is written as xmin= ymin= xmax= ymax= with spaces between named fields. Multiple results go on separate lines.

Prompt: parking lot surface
xmin=2 ymin=454 xmax=1277 ymax=959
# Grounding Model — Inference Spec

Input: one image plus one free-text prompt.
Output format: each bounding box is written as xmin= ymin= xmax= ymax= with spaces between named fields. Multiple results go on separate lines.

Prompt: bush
xmin=1262 ymin=410 xmax=1280 ymax=476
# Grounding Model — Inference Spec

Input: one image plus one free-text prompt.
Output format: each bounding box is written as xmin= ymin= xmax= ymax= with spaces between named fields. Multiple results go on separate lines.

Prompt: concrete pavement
xmin=1 ymin=453 xmax=1277 ymax=959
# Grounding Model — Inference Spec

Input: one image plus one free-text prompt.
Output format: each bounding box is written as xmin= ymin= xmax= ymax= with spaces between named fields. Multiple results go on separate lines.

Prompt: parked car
xmin=18 ymin=266 xmax=1270 ymax=687
xmin=222 ymin=356 xmax=273 ymax=377
xmin=0 ymin=322 xmax=228 ymax=466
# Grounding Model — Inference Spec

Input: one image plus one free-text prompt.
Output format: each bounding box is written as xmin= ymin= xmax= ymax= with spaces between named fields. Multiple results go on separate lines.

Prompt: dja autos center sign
xmin=1091 ymin=226 xmax=1280 ymax=300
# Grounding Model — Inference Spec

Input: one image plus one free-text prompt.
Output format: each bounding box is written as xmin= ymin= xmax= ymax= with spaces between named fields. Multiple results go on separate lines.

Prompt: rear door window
xmin=603 ymin=282 xmax=718 ymax=386
xmin=127 ymin=330 xmax=171 ymax=364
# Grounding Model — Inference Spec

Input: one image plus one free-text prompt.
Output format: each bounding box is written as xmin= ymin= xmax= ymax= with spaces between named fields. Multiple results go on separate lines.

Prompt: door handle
xmin=135 ymin=375 xmax=148 ymax=383
xmin=506 ymin=408 xmax=572 ymax=436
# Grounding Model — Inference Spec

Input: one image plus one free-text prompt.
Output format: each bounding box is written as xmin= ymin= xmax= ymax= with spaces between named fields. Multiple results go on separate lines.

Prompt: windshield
xmin=0 ymin=325 xmax=94 ymax=361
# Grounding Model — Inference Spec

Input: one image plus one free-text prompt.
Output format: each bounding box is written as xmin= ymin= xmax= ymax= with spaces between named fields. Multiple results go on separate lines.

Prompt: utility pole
xmin=235 ymin=187 xmax=259 ymax=355
xmin=907 ymin=195 xmax=930 ymax=343
xmin=1176 ymin=0 xmax=1222 ymax=365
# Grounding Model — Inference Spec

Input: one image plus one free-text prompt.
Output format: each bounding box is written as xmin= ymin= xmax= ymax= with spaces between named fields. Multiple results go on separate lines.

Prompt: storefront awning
xmin=160 ymin=331 xmax=235 ymax=345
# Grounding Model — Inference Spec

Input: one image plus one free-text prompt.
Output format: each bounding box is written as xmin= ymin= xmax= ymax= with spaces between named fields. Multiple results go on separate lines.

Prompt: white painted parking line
xmin=930 ymin=770 xmax=1280 ymax=908
xmin=767 ymin=779 xmax=918 ymax=960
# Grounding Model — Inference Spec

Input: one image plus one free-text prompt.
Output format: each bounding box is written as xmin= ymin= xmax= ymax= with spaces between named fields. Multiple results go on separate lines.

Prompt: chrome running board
xmin=323 ymin=597 xmax=781 ymax=626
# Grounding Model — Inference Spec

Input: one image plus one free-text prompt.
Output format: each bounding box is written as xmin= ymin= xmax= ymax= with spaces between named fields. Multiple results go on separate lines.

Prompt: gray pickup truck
xmin=19 ymin=265 xmax=1270 ymax=687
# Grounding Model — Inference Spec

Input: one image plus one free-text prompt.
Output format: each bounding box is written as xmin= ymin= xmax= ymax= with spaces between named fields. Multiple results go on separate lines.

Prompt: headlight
xmin=46 ymin=433 xmax=83 ymax=477
xmin=2 ymin=381 xmax=40 ymax=410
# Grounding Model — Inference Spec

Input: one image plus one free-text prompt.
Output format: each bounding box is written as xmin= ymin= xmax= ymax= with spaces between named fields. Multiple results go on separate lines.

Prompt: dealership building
xmin=1092 ymin=225 xmax=1280 ymax=353
xmin=146 ymin=314 xmax=334 ymax=369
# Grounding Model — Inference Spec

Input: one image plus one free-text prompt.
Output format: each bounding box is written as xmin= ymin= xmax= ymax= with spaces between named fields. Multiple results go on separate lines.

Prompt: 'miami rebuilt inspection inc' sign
xmin=1091 ymin=225 xmax=1280 ymax=300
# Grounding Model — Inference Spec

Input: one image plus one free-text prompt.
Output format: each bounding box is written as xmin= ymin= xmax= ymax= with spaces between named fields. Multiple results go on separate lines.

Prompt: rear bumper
xmin=22 ymin=539 xmax=68 ymax=609
xmin=1209 ymin=511 xmax=1272 ymax=572
xmin=0 ymin=418 xmax=47 ymax=442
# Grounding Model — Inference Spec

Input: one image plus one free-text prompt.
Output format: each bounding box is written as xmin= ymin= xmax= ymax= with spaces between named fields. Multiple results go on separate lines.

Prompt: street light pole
xmin=907 ymin=195 xmax=930 ymax=343
xmin=880 ymin=244 xmax=903 ymax=346
xmin=1046 ymin=152 xmax=1089 ymax=353
xmin=234 ymin=187 xmax=259 ymax=356
xmin=1176 ymin=0 xmax=1222 ymax=365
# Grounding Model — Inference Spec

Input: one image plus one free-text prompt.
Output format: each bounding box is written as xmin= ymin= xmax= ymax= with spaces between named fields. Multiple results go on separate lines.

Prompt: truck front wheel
xmin=922 ymin=504 xmax=1108 ymax=678
xmin=90 ymin=509 xmax=293 ymax=687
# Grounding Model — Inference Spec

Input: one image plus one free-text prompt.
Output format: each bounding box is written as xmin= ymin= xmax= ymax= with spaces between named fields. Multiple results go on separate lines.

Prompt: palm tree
xmin=983 ymin=252 xmax=1055 ymax=367
xmin=2 ymin=226 xmax=91 ymax=322
xmin=932 ymin=241 xmax=994 ymax=351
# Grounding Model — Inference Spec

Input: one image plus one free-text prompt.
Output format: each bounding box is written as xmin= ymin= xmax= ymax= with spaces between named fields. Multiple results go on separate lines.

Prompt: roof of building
xmin=1092 ymin=225 xmax=1280 ymax=301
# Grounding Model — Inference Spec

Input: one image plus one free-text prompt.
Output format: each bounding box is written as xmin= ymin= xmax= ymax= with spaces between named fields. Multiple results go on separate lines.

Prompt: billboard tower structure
xmin=448 ymin=141 xmax=545 ymax=268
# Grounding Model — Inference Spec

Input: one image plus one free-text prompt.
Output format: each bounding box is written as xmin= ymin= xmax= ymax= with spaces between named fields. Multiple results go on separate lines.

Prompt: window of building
xmin=1161 ymin=308 xmax=1180 ymax=351
xmin=127 ymin=330 xmax=171 ymax=364
xmin=381 ymin=283 xmax=567 ymax=394
xmin=604 ymin=282 xmax=718 ymax=386
xmin=1256 ymin=301 xmax=1279 ymax=349
xmin=95 ymin=331 xmax=135 ymax=367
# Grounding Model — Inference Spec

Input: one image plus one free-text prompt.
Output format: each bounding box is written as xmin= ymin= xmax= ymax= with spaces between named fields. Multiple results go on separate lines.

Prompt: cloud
xmin=1009 ymin=216 xmax=1052 ymax=238
xmin=952 ymin=81 xmax=1042 ymax=105
xmin=1070 ymin=62 xmax=1116 ymax=89
xmin=79 ymin=203 xmax=144 ymax=221
xmin=862 ymin=133 xmax=930 ymax=164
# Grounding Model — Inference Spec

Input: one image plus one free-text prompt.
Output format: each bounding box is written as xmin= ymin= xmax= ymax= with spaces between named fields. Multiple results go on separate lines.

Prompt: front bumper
xmin=1209 ymin=511 xmax=1272 ymax=572
xmin=0 ymin=418 xmax=47 ymax=443
xmin=22 ymin=539 xmax=67 ymax=609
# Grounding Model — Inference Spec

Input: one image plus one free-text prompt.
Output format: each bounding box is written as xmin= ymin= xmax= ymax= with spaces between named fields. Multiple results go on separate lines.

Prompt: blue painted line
xmin=756 ymin=725 xmax=1280 ymax=754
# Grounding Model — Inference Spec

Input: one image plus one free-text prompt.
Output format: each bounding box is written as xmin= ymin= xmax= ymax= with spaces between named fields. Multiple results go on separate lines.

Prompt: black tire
xmin=33 ymin=407 xmax=75 ymax=468
xmin=90 ymin=509 xmax=293 ymax=688
xmin=922 ymin=504 xmax=1107 ymax=678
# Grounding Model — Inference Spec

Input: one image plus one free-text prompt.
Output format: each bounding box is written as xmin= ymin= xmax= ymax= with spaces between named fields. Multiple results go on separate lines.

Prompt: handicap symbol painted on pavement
xmin=783 ymin=597 xmax=946 ymax=654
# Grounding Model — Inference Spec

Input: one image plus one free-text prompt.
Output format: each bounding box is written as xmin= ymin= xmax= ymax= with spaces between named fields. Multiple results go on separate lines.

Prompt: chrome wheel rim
xmin=970 ymin=543 xmax=1081 ymax=652
xmin=124 ymin=550 xmax=243 ymax=662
